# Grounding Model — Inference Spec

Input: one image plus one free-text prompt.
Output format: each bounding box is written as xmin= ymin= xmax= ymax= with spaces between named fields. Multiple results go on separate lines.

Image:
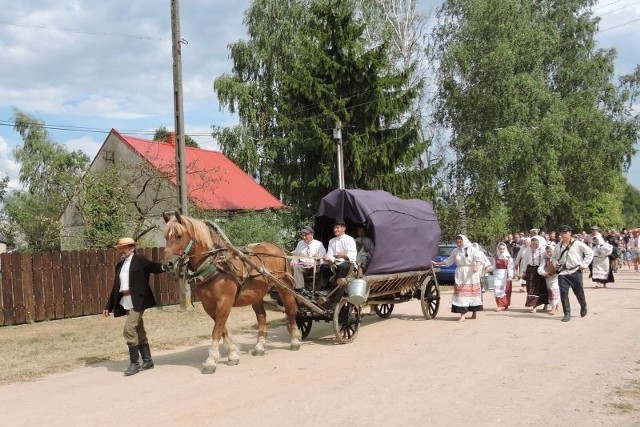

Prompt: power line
xmin=598 ymin=0 xmax=640 ymax=16
xmin=0 ymin=21 xmax=169 ymax=41
xmin=599 ymin=16 xmax=640 ymax=32
xmin=594 ymin=0 xmax=631 ymax=11
xmin=0 ymin=120 xmax=215 ymax=137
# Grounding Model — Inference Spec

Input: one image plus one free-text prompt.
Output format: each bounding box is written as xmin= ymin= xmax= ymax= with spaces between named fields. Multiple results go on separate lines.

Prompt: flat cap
xmin=558 ymin=224 xmax=572 ymax=232
xmin=301 ymin=225 xmax=314 ymax=234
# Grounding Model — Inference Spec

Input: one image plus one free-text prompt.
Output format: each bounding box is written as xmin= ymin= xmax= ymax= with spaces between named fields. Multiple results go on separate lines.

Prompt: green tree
xmin=76 ymin=168 xmax=127 ymax=248
xmin=4 ymin=110 xmax=89 ymax=251
xmin=0 ymin=175 xmax=8 ymax=201
xmin=153 ymin=126 xmax=199 ymax=147
xmin=622 ymin=182 xmax=640 ymax=227
xmin=431 ymin=0 xmax=638 ymax=235
xmin=214 ymin=0 xmax=433 ymax=216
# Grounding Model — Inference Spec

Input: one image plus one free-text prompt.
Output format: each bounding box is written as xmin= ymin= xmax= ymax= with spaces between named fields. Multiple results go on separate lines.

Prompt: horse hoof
xmin=251 ymin=349 xmax=265 ymax=356
xmin=227 ymin=359 xmax=239 ymax=366
xmin=201 ymin=365 xmax=217 ymax=374
xmin=290 ymin=343 xmax=301 ymax=351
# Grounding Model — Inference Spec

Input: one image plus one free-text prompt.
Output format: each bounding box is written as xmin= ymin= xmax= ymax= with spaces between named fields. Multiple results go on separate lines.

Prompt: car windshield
xmin=438 ymin=246 xmax=455 ymax=257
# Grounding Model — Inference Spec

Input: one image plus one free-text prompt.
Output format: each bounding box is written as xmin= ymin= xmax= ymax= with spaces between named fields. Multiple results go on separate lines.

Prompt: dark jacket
xmin=105 ymin=253 xmax=164 ymax=317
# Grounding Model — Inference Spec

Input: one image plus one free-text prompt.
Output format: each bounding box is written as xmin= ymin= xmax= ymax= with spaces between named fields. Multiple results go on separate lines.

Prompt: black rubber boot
xmin=576 ymin=289 xmax=588 ymax=318
xmin=124 ymin=345 xmax=140 ymax=376
xmin=139 ymin=343 xmax=154 ymax=371
xmin=560 ymin=293 xmax=571 ymax=322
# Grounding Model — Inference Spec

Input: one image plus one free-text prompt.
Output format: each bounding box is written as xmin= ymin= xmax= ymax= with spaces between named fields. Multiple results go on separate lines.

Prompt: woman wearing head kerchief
xmin=538 ymin=244 xmax=560 ymax=314
xmin=487 ymin=242 xmax=514 ymax=311
xmin=591 ymin=235 xmax=614 ymax=288
xmin=513 ymin=238 xmax=531 ymax=292
xmin=524 ymin=235 xmax=550 ymax=313
xmin=432 ymin=234 xmax=484 ymax=322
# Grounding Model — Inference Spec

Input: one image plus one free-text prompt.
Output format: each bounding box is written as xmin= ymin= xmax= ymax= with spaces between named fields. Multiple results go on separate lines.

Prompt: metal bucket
xmin=347 ymin=278 xmax=369 ymax=305
xmin=481 ymin=275 xmax=495 ymax=290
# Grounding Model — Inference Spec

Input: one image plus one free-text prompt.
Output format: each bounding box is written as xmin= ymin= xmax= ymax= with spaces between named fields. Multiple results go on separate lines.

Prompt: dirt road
xmin=2 ymin=270 xmax=640 ymax=426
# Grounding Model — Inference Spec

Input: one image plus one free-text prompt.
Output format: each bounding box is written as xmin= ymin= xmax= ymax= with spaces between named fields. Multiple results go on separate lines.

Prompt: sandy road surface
xmin=2 ymin=270 xmax=640 ymax=426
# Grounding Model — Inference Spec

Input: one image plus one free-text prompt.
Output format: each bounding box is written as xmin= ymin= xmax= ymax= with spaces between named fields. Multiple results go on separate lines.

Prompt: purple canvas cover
xmin=313 ymin=189 xmax=441 ymax=275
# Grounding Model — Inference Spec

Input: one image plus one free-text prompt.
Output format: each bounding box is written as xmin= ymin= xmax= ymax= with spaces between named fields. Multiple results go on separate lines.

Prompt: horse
xmin=162 ymin=210 xmax=301 ymax=374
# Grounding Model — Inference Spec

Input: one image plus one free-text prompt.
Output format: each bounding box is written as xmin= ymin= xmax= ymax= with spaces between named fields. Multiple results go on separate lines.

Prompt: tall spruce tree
xmin=214 ymin=0 xmax=431 ymax=214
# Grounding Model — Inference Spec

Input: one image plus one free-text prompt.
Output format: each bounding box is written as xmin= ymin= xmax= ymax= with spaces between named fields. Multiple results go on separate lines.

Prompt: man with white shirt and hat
xmin=103 ymin=237 xmax=165 ymax=376
xmin=318 ymin=218 xmax=357 ymax=291
xmin=290 ymin=225 xmax=326 ymax=296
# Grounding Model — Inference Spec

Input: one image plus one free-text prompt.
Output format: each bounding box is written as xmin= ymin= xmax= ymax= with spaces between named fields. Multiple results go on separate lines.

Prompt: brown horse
xmin=162 ymin=211 xmax=301 ymax=374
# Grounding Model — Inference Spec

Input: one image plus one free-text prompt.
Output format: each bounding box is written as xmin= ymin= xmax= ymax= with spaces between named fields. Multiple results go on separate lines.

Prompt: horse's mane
xmin=164 ymin=215 xmax=215 ymax=249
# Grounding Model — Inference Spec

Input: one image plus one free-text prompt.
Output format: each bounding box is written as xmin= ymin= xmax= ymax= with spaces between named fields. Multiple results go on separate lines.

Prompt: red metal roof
xmin=112 ymin=129 xmax=286 ymax=211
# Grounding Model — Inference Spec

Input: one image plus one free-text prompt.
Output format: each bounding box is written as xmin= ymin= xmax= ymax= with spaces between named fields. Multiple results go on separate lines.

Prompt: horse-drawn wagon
xmin=161 ymin=189 xmax=441 ymax=373
xmin=289 ymin=189 xmax=442 ymax=343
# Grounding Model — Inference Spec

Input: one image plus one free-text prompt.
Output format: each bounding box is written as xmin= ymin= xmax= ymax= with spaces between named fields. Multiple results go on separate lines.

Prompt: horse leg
xmin=222 ymin=326 xmax=240 ymax=366
xmin=280 ymin=291 xmax=301 ymax=351
xmin=202 ymin=310 xmax=232 ymax=374
xmin=251 ymin=301 xmax=267 ymax=356
xmin=202 ymin=330 xmax=221 ymax=374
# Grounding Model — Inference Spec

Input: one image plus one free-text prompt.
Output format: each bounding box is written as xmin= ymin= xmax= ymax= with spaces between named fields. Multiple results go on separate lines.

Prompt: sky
xmin=0 ymin=0 xmax=639 ymax=193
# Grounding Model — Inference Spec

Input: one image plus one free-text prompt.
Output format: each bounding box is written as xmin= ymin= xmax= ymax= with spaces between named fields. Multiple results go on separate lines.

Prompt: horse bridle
xmin=166 ymin=238 xmax=194 ymax=276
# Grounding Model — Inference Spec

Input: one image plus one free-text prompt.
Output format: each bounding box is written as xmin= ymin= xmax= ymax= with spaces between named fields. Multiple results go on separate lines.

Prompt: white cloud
xmin=0 ymin=136 xmax=21 ymax=191
xmin=63 ymin=135 xmax=102 ymax=160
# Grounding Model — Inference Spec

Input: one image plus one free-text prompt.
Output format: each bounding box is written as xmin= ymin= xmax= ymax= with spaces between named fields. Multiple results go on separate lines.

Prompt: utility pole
xmin=171 ymin=0 xmax=191 ymax=310
xmin=333 ymin=121 xmax=345 ymax=189
xmin=171 ymin=0 xmax=188 ymax=216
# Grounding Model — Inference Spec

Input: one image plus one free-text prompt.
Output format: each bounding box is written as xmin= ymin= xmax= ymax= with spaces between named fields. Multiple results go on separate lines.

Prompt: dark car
xmin=433 ymin=243 xmax=491 ymax=285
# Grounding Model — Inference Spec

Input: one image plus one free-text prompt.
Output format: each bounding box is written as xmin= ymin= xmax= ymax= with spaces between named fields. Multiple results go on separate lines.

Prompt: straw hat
xmin=114 ymin=237 xmax=137 ymax=247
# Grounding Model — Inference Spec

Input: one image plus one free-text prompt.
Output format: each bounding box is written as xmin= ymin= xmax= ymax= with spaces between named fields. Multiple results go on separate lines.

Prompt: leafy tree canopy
xmin=214 ymin=0 xmax=435 ymax=216
xmin=431 ymin=0 xmax=639 ymax=239
xmin=3 ymin=109 xmax=89 ymax=251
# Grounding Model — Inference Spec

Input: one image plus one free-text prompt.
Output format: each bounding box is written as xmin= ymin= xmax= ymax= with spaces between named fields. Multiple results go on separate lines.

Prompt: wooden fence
xmin=0 ymin=247 xmax=187 ymax=326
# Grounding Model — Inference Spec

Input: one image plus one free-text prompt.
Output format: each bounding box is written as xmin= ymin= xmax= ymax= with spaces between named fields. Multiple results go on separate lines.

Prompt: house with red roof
xmin=59 ymin=129 xmax=285 ymax=249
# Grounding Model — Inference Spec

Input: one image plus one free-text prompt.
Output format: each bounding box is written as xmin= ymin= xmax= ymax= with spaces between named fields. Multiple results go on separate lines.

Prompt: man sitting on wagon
xmin=290 ymin=225 xmax=326 ymax=296
xmin=318 ymin=218 xmax=358 ymax=291
xmin=355 ymin=224 xmax=375 ymax=277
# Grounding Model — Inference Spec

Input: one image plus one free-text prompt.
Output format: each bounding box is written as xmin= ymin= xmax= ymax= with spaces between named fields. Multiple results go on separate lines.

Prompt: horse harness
xmin=177 ymin=238 xmax=288 ymax=303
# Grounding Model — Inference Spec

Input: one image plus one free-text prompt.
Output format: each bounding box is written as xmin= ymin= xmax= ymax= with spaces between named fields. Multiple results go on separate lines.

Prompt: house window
xmin=104 ymin=150 xmax=115 ymax=164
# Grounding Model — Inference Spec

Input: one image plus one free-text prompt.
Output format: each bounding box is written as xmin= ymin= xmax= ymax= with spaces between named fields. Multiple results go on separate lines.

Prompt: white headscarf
xmin=531 ymin=235 xmax=547 ymax=250
xmin=456 ymin=234 xmax=472 ymax=248
xmin=530 ymin=235 xmax=547 ymax=265
xmin=495 ymin=242 xmax=510 ymax=259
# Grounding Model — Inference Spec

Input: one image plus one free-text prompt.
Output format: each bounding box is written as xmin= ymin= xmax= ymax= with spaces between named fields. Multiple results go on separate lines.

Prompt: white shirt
xmin=552 ymin=238 xmax=594 ymax=275
xmin=118 ymin=254 xmax=134 ymax=310
xmin=292 ymin=239 xmax=326 ymax=268
xmin=326 ymin=234 xmax=358 ymax=266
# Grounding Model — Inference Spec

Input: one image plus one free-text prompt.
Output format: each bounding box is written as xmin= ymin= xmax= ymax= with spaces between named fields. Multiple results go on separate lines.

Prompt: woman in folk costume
xmin=514 ymin=237 xmax=531 ymax=292
xmin=538 ymin=244 xmax=560 ymax=314
xmin=591 ymin=235 xmax=614 ymax=288
xmin=487 ymin=242 xmax=514 ymax=311
xmin=433 ymin=234 xmax=484 ymax=322
xmin=524 ymin=235 xmax=550 ymax=313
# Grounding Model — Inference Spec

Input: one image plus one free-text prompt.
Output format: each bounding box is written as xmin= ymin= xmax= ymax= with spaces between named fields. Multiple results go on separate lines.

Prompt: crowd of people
xmin=434 ymin=225 xmax=640 ymax=323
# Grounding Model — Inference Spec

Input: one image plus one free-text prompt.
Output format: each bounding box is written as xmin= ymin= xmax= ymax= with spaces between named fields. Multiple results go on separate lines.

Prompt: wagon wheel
xmin=296 ymin=315 xmax=313 ymax=340
xmin=333 ymin=298 xmax=361 ymax=344
xmin=373 ymin=304 xmax=394 ymax=318
xmin=420 ymin=276 xmax=440 ymax=320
